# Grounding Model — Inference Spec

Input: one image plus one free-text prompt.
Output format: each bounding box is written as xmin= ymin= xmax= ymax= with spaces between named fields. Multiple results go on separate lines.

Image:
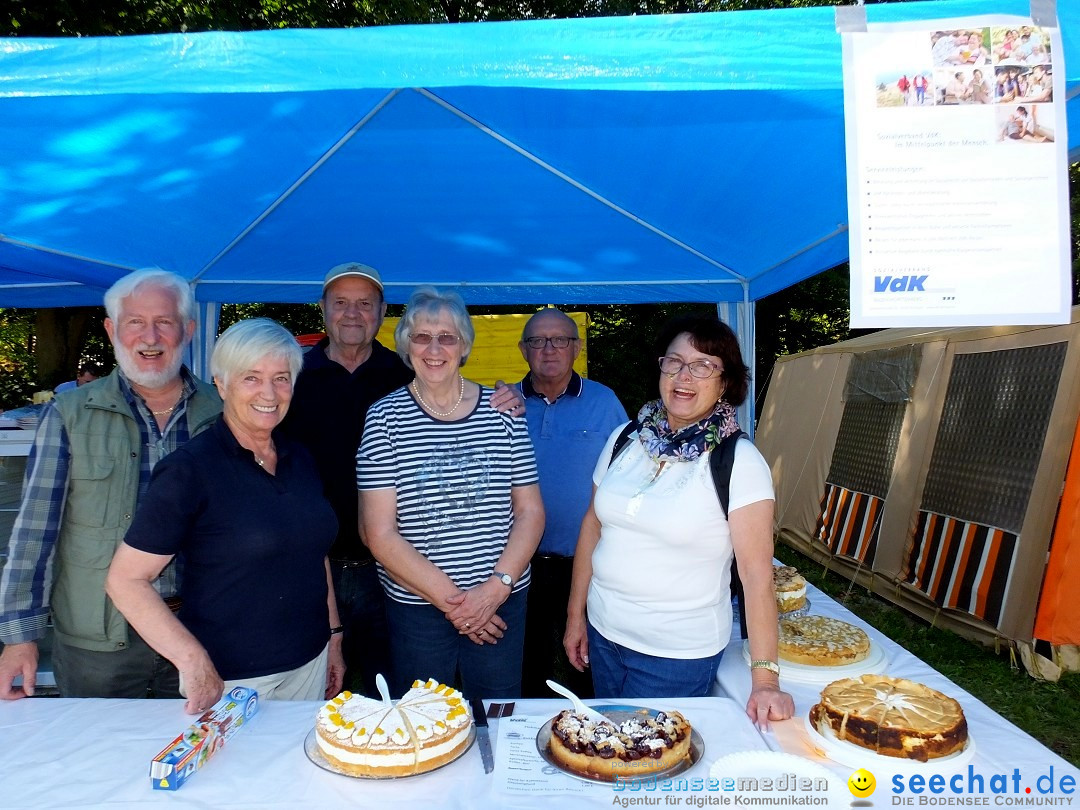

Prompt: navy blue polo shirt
xmin=124 ymin=416 xmax=338 ymax=680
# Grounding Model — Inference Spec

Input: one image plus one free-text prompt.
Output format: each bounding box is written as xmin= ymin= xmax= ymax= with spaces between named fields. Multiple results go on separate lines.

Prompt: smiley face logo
xmin=848 ymin=768 xmax=876 ymax=797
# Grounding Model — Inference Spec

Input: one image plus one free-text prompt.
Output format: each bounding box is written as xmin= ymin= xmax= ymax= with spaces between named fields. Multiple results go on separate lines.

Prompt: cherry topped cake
xmin=547 ymin=708 xmax=692 ymax=780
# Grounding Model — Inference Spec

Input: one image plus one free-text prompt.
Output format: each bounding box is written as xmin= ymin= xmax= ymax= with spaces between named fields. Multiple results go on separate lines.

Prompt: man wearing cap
xmin=279 ymin=263 xmax=522 ymax=697
xmin=515 ymin=308 xmax=626 ymax=697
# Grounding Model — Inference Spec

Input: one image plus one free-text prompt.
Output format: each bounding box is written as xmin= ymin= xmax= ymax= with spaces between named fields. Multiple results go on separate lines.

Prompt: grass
xmin=776 ymin=544 xmax=1080 ymax=768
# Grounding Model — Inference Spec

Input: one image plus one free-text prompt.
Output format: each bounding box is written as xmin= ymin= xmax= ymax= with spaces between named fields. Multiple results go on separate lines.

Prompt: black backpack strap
xmin=708 ymin=430 xmax=747 ymax=519
xmin=709 ymin=430 xmax=750 ymax=639
xmin=608 ymin=419 xmax=640 ymax=466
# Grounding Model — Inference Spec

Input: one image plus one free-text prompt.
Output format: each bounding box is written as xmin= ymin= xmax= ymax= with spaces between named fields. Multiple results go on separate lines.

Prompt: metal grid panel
xmin=921 ymin=343 xmax=1067 ymax=533
xmin=827 ymin=400 xmax=906 ymax=498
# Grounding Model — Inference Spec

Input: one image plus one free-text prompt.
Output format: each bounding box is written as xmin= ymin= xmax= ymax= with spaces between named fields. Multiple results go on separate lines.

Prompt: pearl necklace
xmin=412 ymin=376 xmax=465 ymax=417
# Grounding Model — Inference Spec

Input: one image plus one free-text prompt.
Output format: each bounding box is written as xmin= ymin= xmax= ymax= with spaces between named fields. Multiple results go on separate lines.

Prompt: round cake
xmin=548 ymin=708 xmax=692 ymax=780
xmin=809 ymin=674 xmax=968 ymax=762
xmin=778 ymin=615 xmax=871 ymax=666
xmin=315 ymin=679 xmax=472 ymax=777
xmin=774 ymin=565 xmax=807 ymax=613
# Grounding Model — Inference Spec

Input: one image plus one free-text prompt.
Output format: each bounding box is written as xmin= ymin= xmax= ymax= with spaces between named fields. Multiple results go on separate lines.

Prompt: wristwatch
xmin=493 ymin=571 xmax=514 ymax=588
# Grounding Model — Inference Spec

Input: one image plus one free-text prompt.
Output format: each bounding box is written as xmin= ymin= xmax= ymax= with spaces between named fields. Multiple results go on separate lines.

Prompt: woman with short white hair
xmin=107 ymin=318 xmax=344 ymax=713
xmin=358 ymin=287 xmax=544 ymax=698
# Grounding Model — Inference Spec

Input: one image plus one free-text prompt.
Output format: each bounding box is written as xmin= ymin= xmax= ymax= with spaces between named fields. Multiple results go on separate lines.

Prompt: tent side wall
xmin=759 ymin=312 xmax=1080 ymax=671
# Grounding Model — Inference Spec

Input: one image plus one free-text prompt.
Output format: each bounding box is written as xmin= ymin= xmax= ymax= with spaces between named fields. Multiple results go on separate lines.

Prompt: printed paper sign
xmin=843 ymin=16 xmax=1070 ymax=327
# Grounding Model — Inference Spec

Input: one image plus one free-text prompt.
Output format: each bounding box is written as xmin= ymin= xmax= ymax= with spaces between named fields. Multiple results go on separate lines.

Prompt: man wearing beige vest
xmin=0 ymin=269 xmax=221 ymax=699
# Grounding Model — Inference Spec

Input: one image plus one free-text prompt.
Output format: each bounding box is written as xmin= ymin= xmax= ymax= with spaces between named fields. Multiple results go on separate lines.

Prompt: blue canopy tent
xmin=1 ymin=0 xmax=1078 ymax=416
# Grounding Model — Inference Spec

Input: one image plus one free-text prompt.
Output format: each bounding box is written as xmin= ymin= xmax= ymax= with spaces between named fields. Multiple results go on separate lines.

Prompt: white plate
xmin=742 ymin=637 xmax=888 ymax=684
xmin=806 ymin=718 xmax=975 ymax=772
xmin=708 ymin=750 xmax=849 ymax=805
xmin=536 ymin=704 xmax=704 ymax=784
xmin=303 ymin=727 xmax=475 ymax=779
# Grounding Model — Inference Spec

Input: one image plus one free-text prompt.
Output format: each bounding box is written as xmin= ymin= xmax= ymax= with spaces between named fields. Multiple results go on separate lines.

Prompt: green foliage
xmin=1071 ymin=163 xmax=1080 ymax=305
xmin=5 ymin=0 xmax=856 ymax=34
xmin=754 ymin=266 xmax=851 ymax=412
xmin=219 ymin=303 xmax=325 ymax=335
xmin=0 ymin=309 xmax=36 ymax=409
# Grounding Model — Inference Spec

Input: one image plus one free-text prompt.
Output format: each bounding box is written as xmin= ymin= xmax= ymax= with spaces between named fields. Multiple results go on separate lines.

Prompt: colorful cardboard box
xmin=149 ymin=686 xmax=259 ymax=790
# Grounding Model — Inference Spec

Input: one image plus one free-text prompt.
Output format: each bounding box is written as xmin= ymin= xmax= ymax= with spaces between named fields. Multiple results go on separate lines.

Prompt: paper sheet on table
xmin=494 ymin=714 xmax=600 ymax=795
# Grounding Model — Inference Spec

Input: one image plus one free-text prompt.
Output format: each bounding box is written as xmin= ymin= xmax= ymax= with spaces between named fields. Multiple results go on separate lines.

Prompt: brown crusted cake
xmin=809 ymin=674 xmax=968 ymax=762
xmin=548 ymin=709 xmax=692 ymax=780
xmin=774 ymin=565 xmax=807 ymax=613
xmin=778 ymin=615 xmax=871 ymax=666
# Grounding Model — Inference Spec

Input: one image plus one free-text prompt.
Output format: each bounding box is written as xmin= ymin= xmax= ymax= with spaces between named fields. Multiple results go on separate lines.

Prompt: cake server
xmin=469 ymin=696 xmax=495 ymax=774
xmin=545 ymin=679 xmax=609 ymax=725
xmin=375 ymin=673 xmax=392 ymax=706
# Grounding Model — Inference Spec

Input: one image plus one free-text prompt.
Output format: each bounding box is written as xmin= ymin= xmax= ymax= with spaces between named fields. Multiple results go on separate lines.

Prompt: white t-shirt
xmin=587 ymin=425 xmax=774 ymax=658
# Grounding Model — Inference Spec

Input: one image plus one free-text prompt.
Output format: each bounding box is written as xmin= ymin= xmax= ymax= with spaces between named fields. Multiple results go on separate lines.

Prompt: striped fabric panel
xmin=814 ymin=483 xmax=883 ymax=565
xmin=903 ymin=511 xmax=1018 ymax=627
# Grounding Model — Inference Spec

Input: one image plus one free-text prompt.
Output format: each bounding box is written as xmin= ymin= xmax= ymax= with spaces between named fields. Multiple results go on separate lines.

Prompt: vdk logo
xmin=874 ymin=275 xmax=928 ymax=292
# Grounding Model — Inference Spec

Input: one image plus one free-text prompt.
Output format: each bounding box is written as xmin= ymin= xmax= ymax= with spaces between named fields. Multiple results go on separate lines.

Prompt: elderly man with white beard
xmin=0 ymin=269 xmax=222 ymax=699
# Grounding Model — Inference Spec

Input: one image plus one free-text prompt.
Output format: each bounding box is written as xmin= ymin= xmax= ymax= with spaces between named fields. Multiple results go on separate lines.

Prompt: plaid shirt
xmin=0 ymin=369 xmax=199 ymax=645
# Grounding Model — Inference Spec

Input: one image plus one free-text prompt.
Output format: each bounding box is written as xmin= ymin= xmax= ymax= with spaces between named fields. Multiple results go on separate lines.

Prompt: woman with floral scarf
xmin=564 ymin=313 xmax=793 ymax=728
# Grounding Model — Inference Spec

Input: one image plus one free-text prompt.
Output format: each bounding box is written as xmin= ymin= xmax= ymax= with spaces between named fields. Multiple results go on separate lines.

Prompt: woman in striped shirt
xmin=357 ymin=287 xmax=544 ymax=698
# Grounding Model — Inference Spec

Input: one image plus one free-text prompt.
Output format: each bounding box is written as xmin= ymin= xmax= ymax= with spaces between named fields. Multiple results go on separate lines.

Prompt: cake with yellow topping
xmin=809 ymin=674 xmax=967 ymax=762
xmin=314 ymin=678 xmax=473 ymax=777
xmin=548 ymin=708 xmax=692 ymax=780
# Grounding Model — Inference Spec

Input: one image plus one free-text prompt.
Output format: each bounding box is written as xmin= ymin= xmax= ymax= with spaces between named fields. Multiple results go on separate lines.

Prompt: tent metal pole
xmin=191 ymin=89 xmax=402 ymax=283
xmin=416 ymin=88 xmax=743 ymax=281
xmin=716 ymin=286 xmax=755 ymax=439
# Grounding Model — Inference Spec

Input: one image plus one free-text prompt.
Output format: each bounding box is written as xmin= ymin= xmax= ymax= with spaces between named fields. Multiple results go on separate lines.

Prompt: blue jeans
xmin=384 ymin=588 xmax=527 ymax=699
xmin=330 ymin=562 xmax=390 ymax=699
xmin=587 ymin=622 xmax=723 ymax=699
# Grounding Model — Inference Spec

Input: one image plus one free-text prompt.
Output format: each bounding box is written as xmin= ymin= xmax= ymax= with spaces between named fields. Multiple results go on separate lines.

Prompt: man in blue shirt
xmin=516 ymin=309 xmax=626 ymax=697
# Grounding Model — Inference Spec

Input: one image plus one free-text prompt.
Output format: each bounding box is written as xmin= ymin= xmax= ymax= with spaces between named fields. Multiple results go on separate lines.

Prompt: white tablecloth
xmin=0 ymin=695 xmax=772 ymax=810
xmin=2 ymin=580 xmax=1076 ymax=809
xmin=714 ymin=578 xmax=1080 ymax=801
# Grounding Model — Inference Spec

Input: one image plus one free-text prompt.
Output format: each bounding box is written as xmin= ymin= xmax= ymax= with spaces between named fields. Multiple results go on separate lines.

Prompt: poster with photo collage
xmin=843 ymin=15 xmax=1070 ymax=328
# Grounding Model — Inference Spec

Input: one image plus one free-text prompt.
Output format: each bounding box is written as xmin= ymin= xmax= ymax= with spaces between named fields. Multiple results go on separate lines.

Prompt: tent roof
xmin=1 ymin=0 xmax=1077 ymax=307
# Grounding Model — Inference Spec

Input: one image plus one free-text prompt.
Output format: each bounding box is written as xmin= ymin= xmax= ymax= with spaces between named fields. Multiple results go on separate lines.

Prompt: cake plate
xmin=741 ymin=637 xmax=888 ymax=684
xmin=304 ymin=727 xmax=476 ymax=779
xmin=805 ymin=718 xmax=975 ymax=772
xmin=535 ymin=704 xmax=705 ymax=785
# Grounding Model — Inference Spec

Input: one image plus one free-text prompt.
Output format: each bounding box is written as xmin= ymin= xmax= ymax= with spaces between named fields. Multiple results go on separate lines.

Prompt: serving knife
xmin=469 ymin=696 xmax=495 ymax=774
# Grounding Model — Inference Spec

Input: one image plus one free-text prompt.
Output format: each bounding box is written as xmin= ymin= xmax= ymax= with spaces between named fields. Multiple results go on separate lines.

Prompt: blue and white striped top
xmin=356 ymin=385 xmax=537 ymax=605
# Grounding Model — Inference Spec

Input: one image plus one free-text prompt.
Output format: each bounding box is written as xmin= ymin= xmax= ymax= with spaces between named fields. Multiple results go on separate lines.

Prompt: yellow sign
xmin=376 ymin=312 xmax=589 ymax=388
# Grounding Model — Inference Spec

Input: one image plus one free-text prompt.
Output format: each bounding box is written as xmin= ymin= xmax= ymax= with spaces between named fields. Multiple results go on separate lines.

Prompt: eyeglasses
xmin=658 ymin=356 xmax=723 ymax=379
xmin=523 ymin=336 xmax=578 ymax=350
xmin=410 ymin=333 xmax=461 ymax=346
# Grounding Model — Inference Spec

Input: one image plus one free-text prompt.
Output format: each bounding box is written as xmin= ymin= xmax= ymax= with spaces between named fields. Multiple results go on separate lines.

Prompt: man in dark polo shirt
xmin=279 ymin=263 xmax=521 ymax=697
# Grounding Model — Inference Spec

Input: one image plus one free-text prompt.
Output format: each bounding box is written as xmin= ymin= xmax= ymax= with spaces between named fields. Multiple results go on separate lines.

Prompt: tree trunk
xmin=34 ymin=307 xmax=96 ymax=390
